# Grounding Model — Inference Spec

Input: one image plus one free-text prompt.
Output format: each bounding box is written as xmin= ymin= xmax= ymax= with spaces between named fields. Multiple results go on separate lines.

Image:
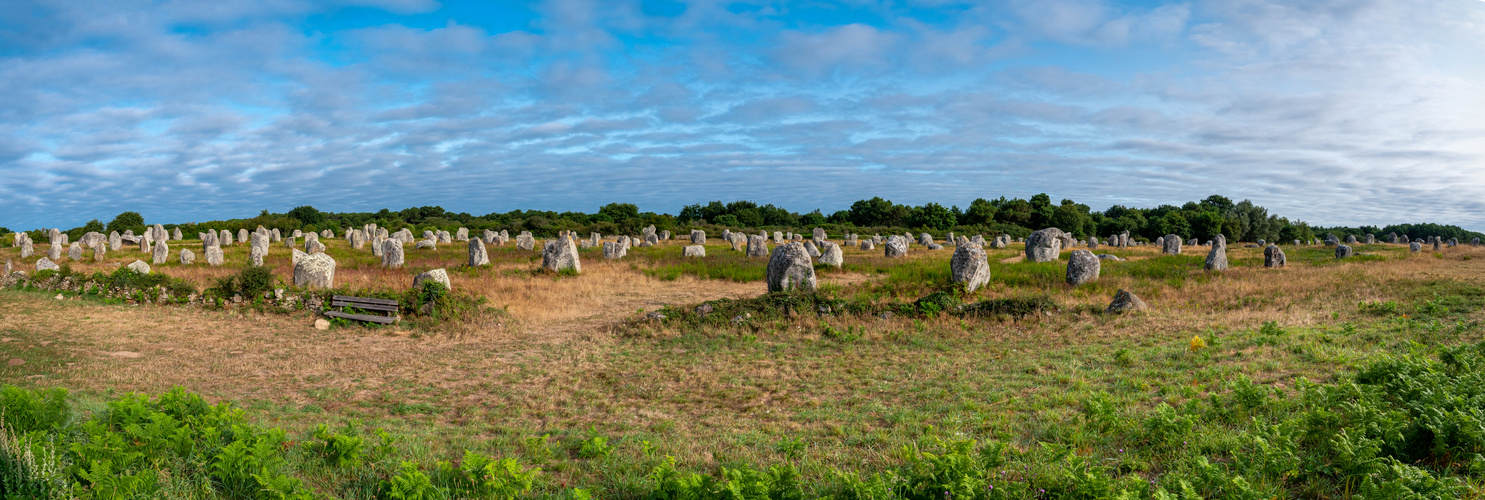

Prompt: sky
xmin=2 ymin=0 xmax=1483 ymax=231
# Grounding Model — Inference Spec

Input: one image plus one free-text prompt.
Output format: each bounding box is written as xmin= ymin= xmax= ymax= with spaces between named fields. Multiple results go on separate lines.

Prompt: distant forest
xmin=3 ymin=194 xmax=1481 ymax=244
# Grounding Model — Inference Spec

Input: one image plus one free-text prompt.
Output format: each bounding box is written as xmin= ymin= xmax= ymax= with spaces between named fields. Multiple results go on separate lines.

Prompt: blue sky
xmin=2 ymin=0 xmax=1483 ymax=230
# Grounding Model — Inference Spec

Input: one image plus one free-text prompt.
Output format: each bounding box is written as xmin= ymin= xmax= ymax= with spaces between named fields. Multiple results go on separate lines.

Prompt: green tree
xmin=909 ymin=203 xmax=956 ymax=231
xmin=287 ymin=206 xmax=325 ymax=227
xmin=598 ymin=203 xmax=639 ymax=223
xmin=106 ymin=212 xmax=145 ymax=234
xmin=962 ymin=198 xmax=997 ymax=226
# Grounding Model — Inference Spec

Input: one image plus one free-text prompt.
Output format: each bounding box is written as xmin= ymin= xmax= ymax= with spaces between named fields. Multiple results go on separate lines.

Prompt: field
xmin=3 ymin=236 xmax=1484 ymax=498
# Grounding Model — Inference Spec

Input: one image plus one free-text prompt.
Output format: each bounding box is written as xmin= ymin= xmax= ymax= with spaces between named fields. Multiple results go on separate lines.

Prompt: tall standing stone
xmin=382 ymin=239 xmax=405 ymax=268
xmin=747 ymin=234 xmax=769 ymax=258
xmin=1162 ymin=234 xmax=1183 ymax=255
xmin=456 ymin=228 xmax=469 ymax=242
xmin=885 ymin=236 xmax=908 ymax=258
xmin=1364 ymin=234 xmax=1375 ymax=244
xmin=110 ymin=231 xmax=122 ymax=251
xmin=950 ymin=244 xmax=990 ymax=292
xmin=93 ymin=243 xmax=107 ymax=262
xmin=813 ymin=228 xmax=827 ymax=243
xmin=180 ymin=249 xmax=195 ymax=265
xmin=1025 ymin=228 xmax=1066 ymax=263
xmin=541 ymin=238 xmax=581 ymax=273
xmin=1205 ymin=235 xmax=1228 ymax=271
xmin=1264 ymin=245 xmax=1286 ymax=268
xmin=766 ymin=243 xmax=816 ymax=293
xmin=68 ymin=243 xmax=82 ymax=261
xmin=249 ymin=233 xmax=269 ymax=266
xmin=152 ymin=240 xmax=169 ymax=265
xmin=220 ymin=229 xmax=233 ymax=246
xmin=468 ymin=238 xmax=488 ymax=267
xmin=47 ymin=243 xmax=62 ymax=261
xmin=690 ymin=230 xmax=706 ymax=245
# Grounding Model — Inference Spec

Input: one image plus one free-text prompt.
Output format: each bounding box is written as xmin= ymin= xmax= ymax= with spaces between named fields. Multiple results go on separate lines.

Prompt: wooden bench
xmin=324 ymin=295 xmax=400 ymax=324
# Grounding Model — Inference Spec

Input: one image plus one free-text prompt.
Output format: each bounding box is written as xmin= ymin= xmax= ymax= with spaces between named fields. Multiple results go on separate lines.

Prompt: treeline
xmin=4 ymin=195 xmax=1482 ymax=244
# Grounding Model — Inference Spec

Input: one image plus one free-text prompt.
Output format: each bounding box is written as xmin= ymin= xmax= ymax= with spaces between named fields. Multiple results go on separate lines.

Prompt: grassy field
xmin=2 ymin=236 xmax=1483 ymax=498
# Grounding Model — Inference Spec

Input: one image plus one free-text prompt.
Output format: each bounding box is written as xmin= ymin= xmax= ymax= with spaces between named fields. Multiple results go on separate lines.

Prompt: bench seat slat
xmin=324 ymin=311 xmax=397 ymax=324
xmin=332 ymin=295 xmax=399 ymax=306
xmin=330 ymin=300 xmax=399 ymax=312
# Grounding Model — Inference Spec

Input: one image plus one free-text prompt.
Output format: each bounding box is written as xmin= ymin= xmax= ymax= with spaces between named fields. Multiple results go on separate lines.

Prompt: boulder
xmin=292 ymin=252 xmax=335 ymax=289
xmin=683 ymin=245 xmax=706 ymax=257
xmin=602 ymin=241 xmax=627 ymax=259
xmin=818 ymin=242 xmax=843 ymax=268
xmin=238 ymin=229 xmax=249 ymax=244
xmin=468 ymin=239 xmax=488 ymax=267
xmin=1264 ymin=245 xmax=1286 ymax=268
xmin=1162 ymin=234 xmax=1183 ymax=255
xmin=541 ymin=238 xmax=581 ymax=273
xmin=220 ymin=230 xmax=233 ymax=246
xmin=456 ymin=227 xmax=469 ymax=241
xmin=307 ymin=240 xmax=326 ymax=254
xmin=814 ymin=228 xmax=827 ymax=242
xmin=1433 ymin=239 xmax=1442 ymax=251
xmin=517 ymin=232 xmax=536 ymax=251
xmin=93 ymin=244 xmax=107 ymax=262
xmin=205 ymin=246 xmax=224 ymax=266
xmin=1106 ymin=289 xmax=1148 ymax=313
xmin=766 ymin=243 xmax=816 ymax=293
xmin=690 ymin=230 xmax=706 ymax=245
xmin=110 ymin=231 xmax=122 ymax=251
xmin=1345 ymin=234 xmax=1358 ymax=244
xmin=381 ymin=239 xmax=405 ymax=268
xmin=1096 ymin=254 xmax=1124 ymax=261
xmin=1388 ymin=233 xmax=1399 ymax=244
xmin=884 ymin=236 xmax=908 ymax=258
xmin=1065 ymin=250 xmax=1100 ymax=286
xmin=1024 ymin=228 xmax=1066 ymax=263
xmin=950 ymin=244 xmax=990 ymax=292
xmin=67 ymin=243 xmax=81 ymax=261
xmin=661 ymin=230 xmax=671 ymax=240
xmin=1365 ymin=234 xmax=1375 ymax=244
xmin=152 ymin=240 xmax=169 ymax=264
xmin=36 ymin=257 xmax=59 ymax=272
xmin=437 ymin=231 xmax=452 ymax=244
xmin=416 ymin=240 xmax=436 ymax=250
xmin=773 ymin=231 xmax=784 ymax=244
xmin=1205 ymin=235 xmax=1228 ymax=271
xmin=1335 ymin=244 xmax=1354 ymax=259
xmin=180 ymin=249 xmax=195 ymax=265
xmin=1410 ymin=241 xmax=1422 ymax=253
xmin=47 ymin=243 xmax=61 ymax=261
xmin=125 ymin=260 xmax=149 ymax=274
xmin=747 ymin=235 xmax=769 ymax=258
xmin=728 ymin=234 xmax=743 ymax=252
xmin=859 ymin=240 xmax=875 ymax=251
xmin=802 ymin=241 xmax=821 ymax=258
xmin=172 ymin=228 xmax=182 ymax=241
xmin=413 ymin=268 xmax=451 ymax=291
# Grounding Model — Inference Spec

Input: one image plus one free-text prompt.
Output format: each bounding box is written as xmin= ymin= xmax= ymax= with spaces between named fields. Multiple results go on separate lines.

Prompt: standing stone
xmin=1410 ymin=241 xmax=1422 ymax=253
xmin=729 ymin=234 xmax=744 ymax=252
xmin=1087 ymin=237 xmax=1099 ymax=249
xmin=307 ymin=240 xmax=326 ymax=254
xmin=1433 ymin=238 xmax=1442 ymax=251
xmin=1474 ymin=238 xmax=1481 ymax=246
xmin=802 ymin=241 xmax=821 ymax=258
xmin=1264 ymin=245 xmax=1286 ymax=268
xmin=1065 ymin=250 xmax=1100 ymax=286
xmin=813 ymin=228 xmax=827 ymax=243
xmin=1345 ymin=234 xmax=1358 ymax=245
xmin=93 ymin=243 xmax=107 ymax=262
xmin=1365 ymin=234 xmax=1375 ymax=244
xmin=285 ymin=236 xmax=297 ymax=249
xmin=859 ymin=240 xmax=875 ymax=251
xmin=47 ymin=243 xmax=62 ymax=261
xmin=1106 ymin=289 xmax=1148 ymax=313
xmin=602 ymin=241 xmax=627 ymax=259
xmin=690 ymin=230 xmax=706 ymax=245
xmin=172 ymin=228 xmax=182 ymax=241
xmin=381 ymin=239 xmax=405 ymax=268
xmin=2 ymin=259 xmax=9 ymax=276
xmin=180 ymin=249 xmax=195 ymax=265
xmin=660 ymin=230 xmax=671 ymax=241
xmin=416 ymin=239 xmax=436 ymax=250
xmin=272 ymin=228 xmax=282 ymax=242
xmin=1335 ymin=244 xmax=1354 ymax=259
xmin=220 ymin=230 xmax=233 ymax=246
xmin=152 ymin=240 xmax=169 ymax=265
xmin=249 ymin=234 xmax=268 ymax=266
xmin=35 ymin=257 xmax=59 ymax=272
xmin=437 ymin=231 xmax=452 ymax=244
xmin=747 ymin=235 xmax=769 ymax=258
xmin=1162 ymin=234 xmax=1183 ymax=255
xmin=205 ymin=245 xmax=224 ymax=266
xmin=1388 ymin=233 xmax=1399 ymax=244
xmin=1205 ymin=235 xmax=1228 ymax=271
xmin=773 ymin=231 xmax=783 ymax=244
xmin=541 ymin=238 xmax=581 ymax=273
xmin=1025 ymin=228 xmax=1066 ymax=263
xmin=683 ymin=245 xmax=706 ymax=257
xmin=293 ymin=252 xmax=336 ymax=289
xmin=456 ymin=228 xmax=469 ymax=241
xmin=238 ymin=229 xmax=249 ymax=245
xmin=19 ymin=237 xmax=32 ymax=259
xmin=766 ymin=243 xmax=816 ymax=293
xmin=885 ymin=236 xmax=908 ymax=258
xmin=467 ymin=239 xmax=488 ymax=267
xmin=110 ymin=231 xmax=122 ymax=251
xmin=413 ymin=268 xmax=451 ymax=291
xmin=68 ymin=243 xmax=82 ymax=261
xmin=950 ymin=244 xmax=991 ymax=292
xmin=818 ymin=242 xmax=843 ymax=268
xmin=125 ymin=260 xmax=149 ymax=274
xmin=517 ymin=232 xmax=536 ymax=251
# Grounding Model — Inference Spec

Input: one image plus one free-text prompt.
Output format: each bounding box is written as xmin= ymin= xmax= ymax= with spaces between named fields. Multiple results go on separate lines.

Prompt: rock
xmin=180 ymin=249 xmax=195 ymax=265
xmin=413 ymin=268 xmax=451 ymax=291
xmin=126 ymin=260 xmax=150 ymax=274
xmin=818 ymin=242 xmax=843 ymax=268
xmin=690 ymin=230 xmax=706 ymax=245
xmin=683 ymin=245 xmax=706 ymax=257
xmin=1365 ymin=234 xmax=1375 ymax=244
xmin=1345 ymin=234 xmax=1358 ymax=244
xmin=109 ymin=231 xmax=122 ymax=251
xmin=1106 ymin=289 xmax=1148 ymax=313
xmin=517 ymin=232 xmax=536 ymax=251
xmin=859 ymin=240 xmax=875 ymax=251
xmin=220 ymin=229 xmax=233 ymax=246
xmin=456 ymin=227 xmax=469 ymax=241
xmin=437 ymin=231 xmax=452 ymax=244
xmin=172 ymin=228 xmax=182 ymax=241
xmin=307 ymin=240 xmax=326 ymax=254
xmin=314 ymin=319 xmax=330 ymax=330
xmin=205 ymin=246 xmax=224 ymax=266
xmin=1205 ymin=235 xmax=1228 ymax=271
xmin=293 ymin=252 xmax=335 ymax=289
xmin=47 ymin=243 xmax=61 ymax=261
xmin=2 ymin=259 xmax=8 ymax=276
xmin=1433 ymin=238 xmax=1442 ymax=251
xmin=695 ymin=303 xmax=714 ymax=317
xmin=661 ymin=230 xmax=671 ymax=240
xmin=1264 ymin=245 xmax=1286 ymax=268
xmin=884 ymin=236 xmax=908 ymax=258
xmin=468 ymin=239 xmax=488 ymax=267
xmin=814 ymin=228 xmax=827 ymax=242
xmin=602 ymin=241 xmax=627 ymax=259
xmin=1065 ymin=249 xmax=1100 ymax=286
xmin=1335 ymin=244 xmax=1353 ymax=259
xmin=541 ymin=238 xmax=581 ymax=273
xmin=728 ymin=234 xmax=743 ymax=251
xmin=416 ymin=239 xmax=436 ymax=250
xmin=36 ymin=257 xmax=59 ymax=272
xmin=950 ymin=244 xmax=990 ymax=292
xmin=766 ymin=243 xmax=816 ymax=293
xmin=747 ymin=235 xmax=769 ymax=258
xmin=1388 ymin=233 xmax=1399 ymax=244
xmin=1162 ymin=234 xmax=1183 ymax=255
xmin=248 ymin=234 xmax=268 ymax=266
xmin=92 ymin=244 xmax=107 ymax=262
xmin=67 ymin=243 xmax=81 ymax=261
xmin=238 ymin=229 xmax=249 ymax=244
xmin=1096 ymin=254 xmax=1124 ymax=261
xmin=803 ymin=241 xmax=821 ymax=258
xmin=1410 ymin=241 xmax=1422 ymax=252
xmin=152 ymin=240 xmax=169 ymax=264
xmin=381 ymin=239 xmax=405 ymax=268
xmin=1025 ymin=228 xmax=1066 ymax=263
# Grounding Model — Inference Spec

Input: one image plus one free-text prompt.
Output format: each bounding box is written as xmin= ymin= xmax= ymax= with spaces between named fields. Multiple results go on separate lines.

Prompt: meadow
xmin=2 ymin=235 xmax=1483 ymax=499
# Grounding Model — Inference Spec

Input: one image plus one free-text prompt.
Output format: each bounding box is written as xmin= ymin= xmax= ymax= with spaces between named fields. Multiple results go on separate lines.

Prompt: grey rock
xmin=1162 ymin=234 xmax=1183 ymax=255
xmin=47 ymin=243 xmax=61 ymax=261
xmin=1411 ymin=241 xmax=1422 ymax=252
xmin=110 ymin=231 xmax=122 ymax=251
xmin=36 ymin=257 xmax=59 ymax=272
xmin=683 ymin=245 xmax=706 ymax=257
xmin=93 ymin=244 xmax=107 ymax=262
xmin=125 ymin=260 xmax=149 ymax=274
xmin=205 ymin=246 xmax=224 ymax=266
xmin=1264 ymin=245 xmax=1286 ymax=268
xmin=468 ymin=239 xmax=488 ymax=267
xmin=68 ymin=243 xmax=81 ymax=261
xmin=456 ymin=227 xmax=469 ymax=241
xmin=1025 ymin=228 xmax=1066 ymax=263
xmin=803 ymin=241 xmax=821 ymax=258
xmin=690 ymin=230 xmax=706 ymax=245
xmin=1388 ymin=233 xmax=1399 ymax=244
xmin=172 ymin=228 xmax=182 ymax=241
xmin=950 ymin=244 xmax=991 ymax=292
xmin=517 ymin=232 xmax=536 ymax=251
xmin=818 ymin=241 xmax=843 ymax=268
xmin=1335 ymin=244 xmax=1354 ymax=259
xmin=859 ymin=240 xmax=875 ymax=251
xmin=180 ymin=249 xmax=195 ymax=265
xmin=773 ymin=231 xmax=783 ymax=244
xmin=927 ymin=243 xmax=943 ymax=250
xmin=307 ymin=240 xmax=326 ymax=254
xmin=1106 ymin=289 xmax=1148 ymax=313
xmin=747 ymin=234 xmax=769 ymax=258
xmin=602 ymin=241 xmax=627 ymax=259
xmin=293 ymin=252 xmax=336 ymax=289
xmin=1365 ymin=234 xmax=1375 ymax=244
xmin=381 ymin=239 xmax=405 ymax=268
xmin=413 ymin=268 xmax=451 ymax=291
xmin=416 ymin=239 xmax=436 ymax=250
xmin=152 ymin=240 xmax=169 ymax=264
xmin=1066 ymin=249 xmax=1100 ymax=286
xmin=814 ymin=228 xmax=827 ymax=242
xmin=542 ymin=238 xmax=581 ymax=273
xmin=1096 ymin=254 xmax=1124 ymax=261
xmin=766 ymin=243 xmax=816 ymax=293
xmin=884 ymin=236 xmax=907 ymax=258
xmin=1205 ymin=235 xmax=1228 ymax=271
xmin=238 ymin=229 xmax=249 ymax=244
xmin=1345 ymin=234 xmax=1358 ymax=245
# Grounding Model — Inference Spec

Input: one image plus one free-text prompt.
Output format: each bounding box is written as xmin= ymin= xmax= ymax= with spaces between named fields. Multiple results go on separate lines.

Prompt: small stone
xmin=126 ymin=260 xmax=151 ymax=274
xmin=314 ymin=319 xmax=330 ymax=330
xmin=695 ymin=303 xmax=714 ymax=317
xmin=1106 ymin=289 xmax=1148 ymax=314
